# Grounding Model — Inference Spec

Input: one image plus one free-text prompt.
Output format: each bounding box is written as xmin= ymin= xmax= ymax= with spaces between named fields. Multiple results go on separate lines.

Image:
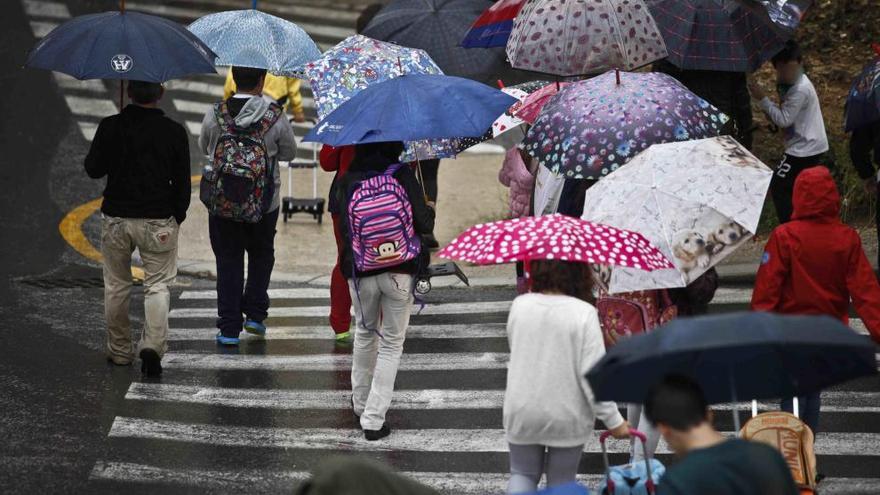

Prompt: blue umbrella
xmin=25 ymin=10 xmax=217 ymax=82
xmin=586 ymin=312 xmax=876 ymax=407
xmin=303 ymin=74 xmax=518 ymax=147
xmin=845 ymin=54 xmax=880 ymax=132
xmin=188 ymin=9 xmax=321 ymax=76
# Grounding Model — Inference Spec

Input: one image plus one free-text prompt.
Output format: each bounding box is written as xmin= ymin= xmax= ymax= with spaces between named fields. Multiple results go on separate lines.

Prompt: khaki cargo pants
xmin=101 ymin=215 xmax=179 ymax=364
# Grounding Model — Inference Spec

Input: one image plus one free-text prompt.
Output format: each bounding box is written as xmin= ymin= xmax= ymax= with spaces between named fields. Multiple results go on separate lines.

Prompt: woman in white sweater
xmin=504 ymin=260 xmax=631 ymax=493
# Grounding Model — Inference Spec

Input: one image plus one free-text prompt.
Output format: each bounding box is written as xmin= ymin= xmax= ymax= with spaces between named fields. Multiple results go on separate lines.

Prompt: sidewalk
xmin=175 ymin=152 xmax=880 ymax=288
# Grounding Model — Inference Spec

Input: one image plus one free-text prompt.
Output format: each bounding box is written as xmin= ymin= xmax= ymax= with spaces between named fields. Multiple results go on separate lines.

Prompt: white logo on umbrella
xmin=111 ymin=54 xmax=133 ymax=73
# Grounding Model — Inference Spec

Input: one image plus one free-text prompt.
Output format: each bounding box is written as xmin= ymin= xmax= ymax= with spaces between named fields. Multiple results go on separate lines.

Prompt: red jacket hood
xmin=791 ymin=166 xmax=840 ymax=221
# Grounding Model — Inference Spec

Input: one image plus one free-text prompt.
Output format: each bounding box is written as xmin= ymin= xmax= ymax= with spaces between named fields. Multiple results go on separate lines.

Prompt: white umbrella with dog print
xmin=581 ymin=136 xmax=773 ymax=294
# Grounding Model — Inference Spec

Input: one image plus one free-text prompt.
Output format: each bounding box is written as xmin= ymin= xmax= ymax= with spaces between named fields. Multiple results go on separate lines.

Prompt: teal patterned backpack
xmin=200 ymin=100 xmax=282 ymax=223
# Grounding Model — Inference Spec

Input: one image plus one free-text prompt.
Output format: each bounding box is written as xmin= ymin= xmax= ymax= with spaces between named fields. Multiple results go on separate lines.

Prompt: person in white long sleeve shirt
xmin=504 ymin=260 xmax=630 ymax=494
xmin=749 ymin=40 xmax=829 ymax=224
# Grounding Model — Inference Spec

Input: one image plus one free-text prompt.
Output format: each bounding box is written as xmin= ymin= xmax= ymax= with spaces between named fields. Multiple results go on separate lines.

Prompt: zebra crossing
xmin=84 ymin=283 xmax=880 ymax=494
xmin=23 ymin=0 xmax=504 ymax=162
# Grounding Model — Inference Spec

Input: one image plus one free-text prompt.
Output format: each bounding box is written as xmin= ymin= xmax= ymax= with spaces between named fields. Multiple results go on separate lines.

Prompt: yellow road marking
xmin=59 ymin=176 xmax=200 ymax=282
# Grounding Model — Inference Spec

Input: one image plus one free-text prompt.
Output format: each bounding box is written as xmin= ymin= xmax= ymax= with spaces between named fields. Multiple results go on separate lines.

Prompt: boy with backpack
xmin=751 ymin=166 xmax=880 ymax=434
xmin=336 ymin=141 xmax=435 ymax=441
xmin=198 ymin=66 xmax=296 ymax=346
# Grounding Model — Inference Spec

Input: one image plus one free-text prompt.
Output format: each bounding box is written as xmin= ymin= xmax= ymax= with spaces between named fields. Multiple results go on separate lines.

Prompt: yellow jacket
xmin=223 ymin=69 xmax=304 ymax=116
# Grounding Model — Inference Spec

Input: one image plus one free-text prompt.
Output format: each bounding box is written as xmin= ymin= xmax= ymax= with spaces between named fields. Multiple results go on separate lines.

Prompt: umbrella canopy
xmin=586 ymin=312 xmax=877 ymax=405
xmin=461 ymin=0 xmax=526 ymax=48
xmin=756 ymin=0 xmax=812 ymax=34
xmin=188 ymin=9 xmax=321 ymax=76
xmin=438 ymin=214 xmax=674 ymax=271
xmin=362 ymin=0 xmax=511 ymax=84
xmin=513 ymin=82 xmax=570 ymax=124
xmin=506 ymin=0 xmax=667 ymax=76
xmin=25 ymin=10 xmax=216 ymax=82
xmin=303 ymin=35 xmax=443 ymax=120
xmin=646 ymin=0 xmax=790 ymax=72
xmin=845 ymin=53 xmax=880 ymax=132
xmin=303 ymin=74 xmax=518 ymax=147
xmin=581 ymin=136 xmax=772 ymax=293
xmin=524 ymin=71 xmax=729 ymax=180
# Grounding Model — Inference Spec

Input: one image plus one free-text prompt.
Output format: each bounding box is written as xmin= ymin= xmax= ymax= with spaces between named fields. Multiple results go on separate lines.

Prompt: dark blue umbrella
xmin=25 ymin=10 xmax=217 ymax=82
xmin=303 ymin=74 xmax=518 ymax=147
xmin=586 ymin=312 xmax=877 ymax=407
xmin=646 ymin=0 xmax=792 ymax=72
xmin=845 ymin=54 xmax=880 ymax=132
xmin=361 ymin=0 xmax=512 ymax=85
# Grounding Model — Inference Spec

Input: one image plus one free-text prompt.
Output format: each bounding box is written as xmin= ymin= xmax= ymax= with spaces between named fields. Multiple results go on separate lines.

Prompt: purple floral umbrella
xmin=523 ymin=70 xmax=729 ymax=180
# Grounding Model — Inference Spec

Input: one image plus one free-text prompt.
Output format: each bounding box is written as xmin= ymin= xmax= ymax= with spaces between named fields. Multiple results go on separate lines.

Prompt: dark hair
xmin=127 ymin=80 xmax=163 ymax=104
xmin=232 ymin=66 xmax=268 ymax=92
xmin=529 ymin=259 xmax=595 ymax=304
xmin=356 ymin=3 xmax=384 ymax=34
xmin=771 ymin=40 xmax=803 ymax=66
xmin=354 ymin=141 xmax=405 ymax=163
xmin=644 ymin=374 xmax=709 ymax=431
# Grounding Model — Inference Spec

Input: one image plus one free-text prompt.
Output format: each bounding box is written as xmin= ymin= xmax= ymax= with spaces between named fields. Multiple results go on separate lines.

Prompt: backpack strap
xmin=214 ymin=101 xmax=236 ymax=134
xmin=253 ymin=102 xmax=283 ymax=138
xmin=384 ymin=163 xmax=406 ymax=176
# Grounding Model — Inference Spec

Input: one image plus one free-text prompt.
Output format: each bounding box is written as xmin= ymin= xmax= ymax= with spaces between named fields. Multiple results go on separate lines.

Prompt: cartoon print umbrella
xmin=303 ymin=35 xmax=443 ymax=120
xmin=461 ymin=0 xmax=526 ymax=48
xmin=646 ymin=0 xmax=792 ymax=72
xmin=506 ymin=0 xmax=667 ymax=76
xmin=845 ymin=48 xmax=880 ymax=132
xmin=513 ymin=81 xmax=570 ymax=124
xmin=581 ymin=136 xmax=773 ymax=293
xmin=523 ymin=70 xmax=729 ymax=179
xmin=439 ymin=213 xmax=674 ymax=271
xmin=188 ymin=9 xmax=320 ymax=76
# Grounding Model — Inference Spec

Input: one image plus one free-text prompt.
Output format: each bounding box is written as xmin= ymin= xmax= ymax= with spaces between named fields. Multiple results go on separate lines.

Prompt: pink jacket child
xmin=499 ymin=147 xmax=537 ymax=219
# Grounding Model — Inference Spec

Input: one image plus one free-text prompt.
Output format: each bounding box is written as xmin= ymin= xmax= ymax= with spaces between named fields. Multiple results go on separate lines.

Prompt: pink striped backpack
xmin=348 ymin=163 xmax=421 ymax=273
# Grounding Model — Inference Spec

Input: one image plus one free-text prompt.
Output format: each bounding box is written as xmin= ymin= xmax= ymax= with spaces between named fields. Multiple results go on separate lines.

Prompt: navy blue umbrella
xmin=303 ymin=74 xmax=518 ymax=147
xmin=646 ymin=0 xmax=791 ymax=72
xmin=586 ymin=312 xmax=877 ymax=407
xmin=845 ymin=55 xmax=880 ymax=132
xmin=361 ymin=0 xmax=513 ymax=85
xmin=25 ymin=10 xmax=217 ymax=82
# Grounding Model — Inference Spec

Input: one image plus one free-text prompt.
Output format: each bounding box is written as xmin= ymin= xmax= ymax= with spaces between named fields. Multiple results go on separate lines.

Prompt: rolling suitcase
xmin=743 ymin=400 xmax=818 ymax=493
xmin=598 ymin=429 xmax=665 ymax=495
xmin=281 ymin=122 xmax=324 ymax=224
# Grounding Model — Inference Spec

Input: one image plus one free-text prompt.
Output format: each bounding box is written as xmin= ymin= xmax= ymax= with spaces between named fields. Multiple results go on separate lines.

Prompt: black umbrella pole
xmin=729 ymin=370 xmax=741 ymax=433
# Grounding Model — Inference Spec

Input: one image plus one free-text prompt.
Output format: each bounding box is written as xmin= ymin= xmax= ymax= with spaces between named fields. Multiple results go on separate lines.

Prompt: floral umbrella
xmin=506 ymin=0 xmax=667 ymax=76
xmin=523 ymin=70 xmax=729 ymax=179
xmin=581 ymin=136 xmax=773 ymax=293
xmin=438 ymin=213 xmax=673 ymax=271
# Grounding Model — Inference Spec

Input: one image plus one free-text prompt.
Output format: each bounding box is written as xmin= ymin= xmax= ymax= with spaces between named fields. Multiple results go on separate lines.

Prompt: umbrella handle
xmin=120 ymin=0 xmax=125 ymax=12
xmin=252 ymin=0 xmax=258 ymax=9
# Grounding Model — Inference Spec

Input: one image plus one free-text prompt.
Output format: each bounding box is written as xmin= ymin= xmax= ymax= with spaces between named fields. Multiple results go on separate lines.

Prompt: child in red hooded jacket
xmin=751 ymin=166 xmax=880 ymax=434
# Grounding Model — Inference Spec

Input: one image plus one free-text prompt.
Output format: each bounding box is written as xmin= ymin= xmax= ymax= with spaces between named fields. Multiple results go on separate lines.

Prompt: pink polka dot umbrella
xmin=438 ymin=214 xmax=673 ymax=271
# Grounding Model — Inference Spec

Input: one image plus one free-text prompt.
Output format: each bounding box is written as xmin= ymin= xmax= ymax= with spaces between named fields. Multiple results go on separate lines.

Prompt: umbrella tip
xmin=497 ymin=79 xmax=504 ymax=89
xmin=873 ymin=43 xmax=880 ymax=57
xmin=615 ymin=68 xmax=621 ymax=86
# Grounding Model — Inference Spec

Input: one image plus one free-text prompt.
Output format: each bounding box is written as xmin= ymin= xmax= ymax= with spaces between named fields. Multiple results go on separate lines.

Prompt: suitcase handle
xmin=599 ymin=428 xmax=656 ymax=494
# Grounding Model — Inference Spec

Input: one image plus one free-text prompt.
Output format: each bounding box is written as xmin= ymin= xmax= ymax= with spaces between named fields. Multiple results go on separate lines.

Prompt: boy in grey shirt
xmin=750 ymin=40 xmax=828 ymax=224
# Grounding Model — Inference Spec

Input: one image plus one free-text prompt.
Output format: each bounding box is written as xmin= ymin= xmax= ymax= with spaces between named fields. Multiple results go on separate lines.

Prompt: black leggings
xmin=770 ymin=153 xmax=827 ymax=224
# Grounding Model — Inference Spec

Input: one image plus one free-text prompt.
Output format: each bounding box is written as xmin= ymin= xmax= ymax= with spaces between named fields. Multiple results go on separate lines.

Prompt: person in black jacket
xmin=84 ymin=80 xmax=190 ymax=377
xmin=849 ymin=121 xmax=880 ymax=268
xmin=336 ymin=141 xmax=435 ymax=441
xmin=654 ymin=60 xmax=754 ymax=150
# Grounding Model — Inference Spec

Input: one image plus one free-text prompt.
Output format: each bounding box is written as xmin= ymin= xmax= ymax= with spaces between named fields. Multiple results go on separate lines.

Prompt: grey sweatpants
xmin=349 ymin=272 xmax=414 ymax=431
xmin=507 ymin=443 xmax=584 ymax=494
xmin=628 ymin=404 xmax=661 ymax=463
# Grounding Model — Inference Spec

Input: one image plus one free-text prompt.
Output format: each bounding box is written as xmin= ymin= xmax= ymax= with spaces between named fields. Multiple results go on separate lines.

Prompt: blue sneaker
xmin=215 ymin=332 xmax=240 ymax=346
xmin=244 ymin=319 xmax=267 ymax=337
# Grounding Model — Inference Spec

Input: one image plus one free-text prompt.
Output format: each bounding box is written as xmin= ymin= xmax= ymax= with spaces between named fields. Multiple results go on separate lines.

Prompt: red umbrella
xmin=438 ymin=214 xmax=673 ymax=271
xmin=512 ymin=82 xmax=570 ymax=124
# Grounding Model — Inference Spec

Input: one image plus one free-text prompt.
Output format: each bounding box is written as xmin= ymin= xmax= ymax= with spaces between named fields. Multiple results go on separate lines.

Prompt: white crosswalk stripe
xmin=168 ymin=323 xmax=507 ymax=340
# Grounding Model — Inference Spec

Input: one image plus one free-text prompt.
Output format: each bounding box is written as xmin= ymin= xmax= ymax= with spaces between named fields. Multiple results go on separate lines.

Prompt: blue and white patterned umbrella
xmin=188 ymin=9 xmax=321 ymax=76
